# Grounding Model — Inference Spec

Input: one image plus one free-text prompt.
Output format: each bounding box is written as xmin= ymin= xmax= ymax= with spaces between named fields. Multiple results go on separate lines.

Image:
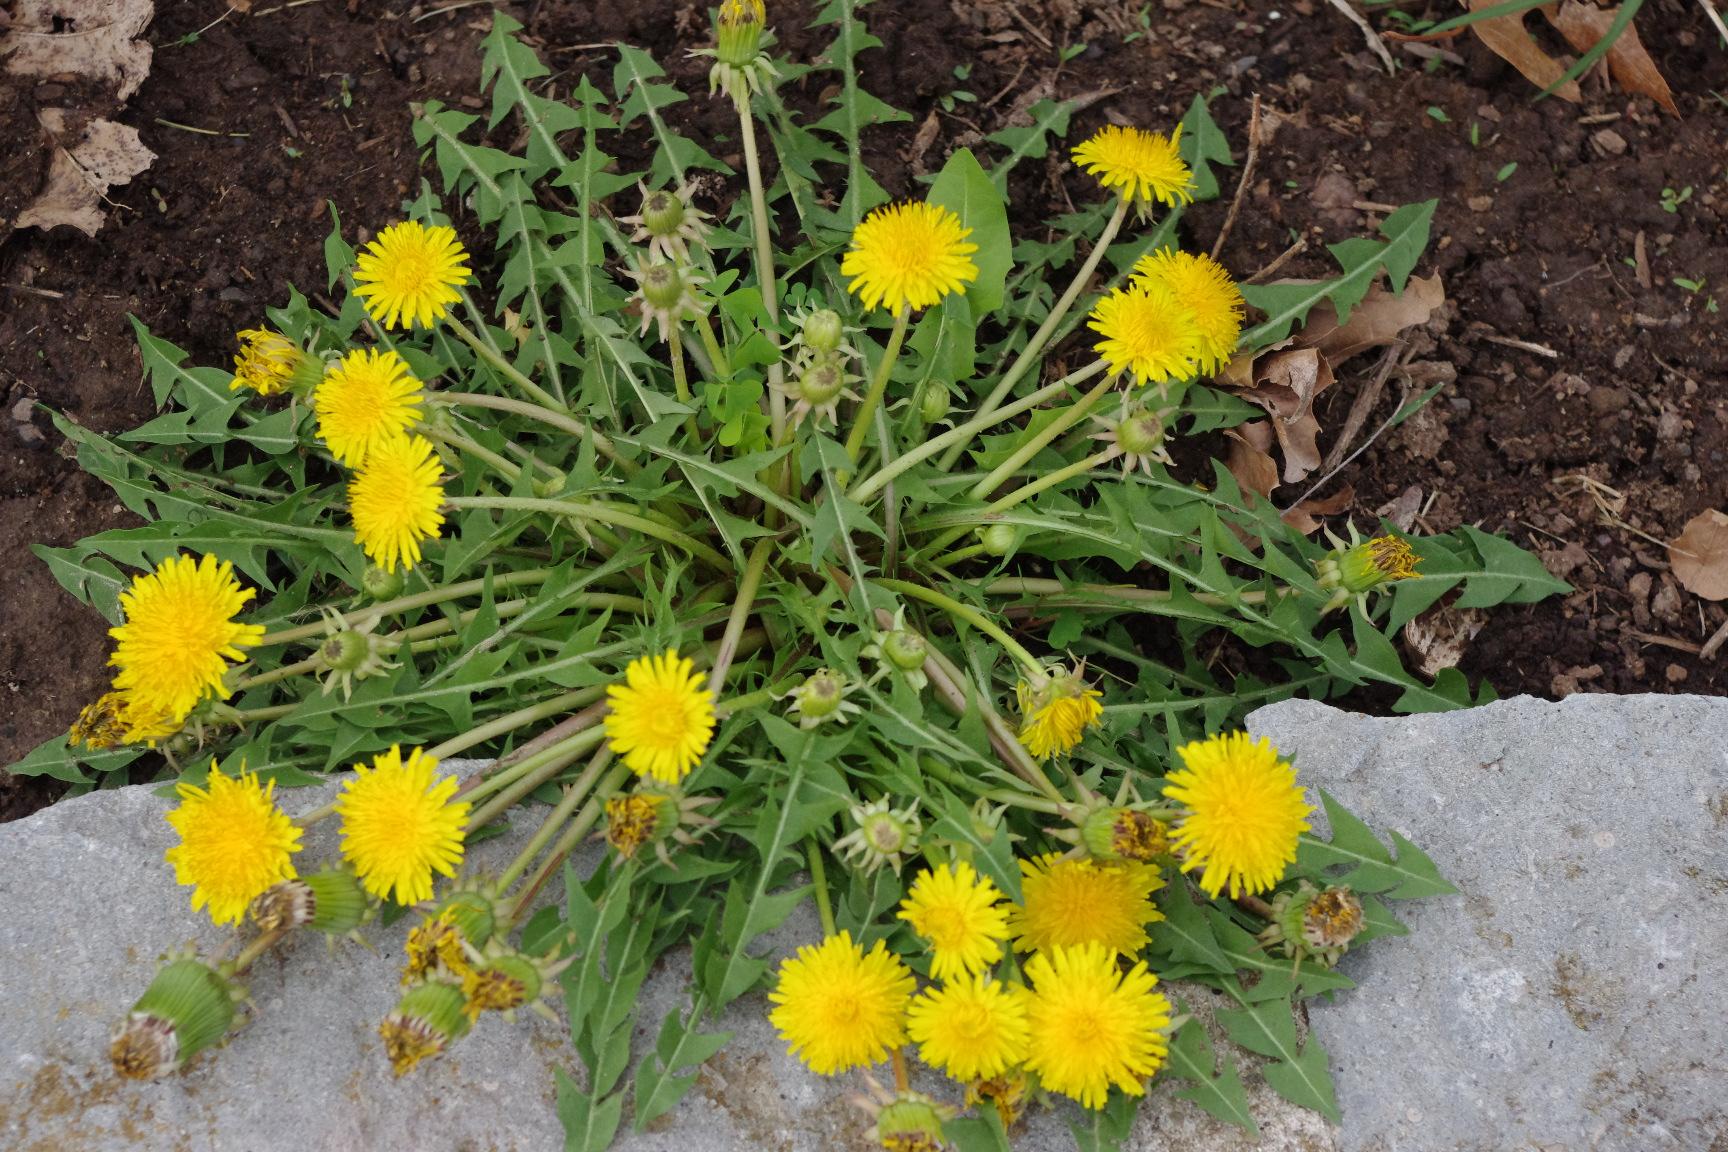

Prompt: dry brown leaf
xmin=1668 ymin=510 xmax=1728 ymax=601
xmin=1282 ymin=484 xmax=1355 ymax=536
xmin=1404 ymin=601 xmax=1487 ymax=678
xmin=1304 ymin=274 xmax=1446 ymax=366
xmin=1546 ymin=0 xmax=1678 ymax=116
xmin=14 ymin=110 xmax=155 ymax=236
xmin=1228 ymin=347 xmax=1335 ymax=483
xmin=1467 ymin=0 xmax=1582 ymax=103
xmin=1224 ymin=421 xmax=1281 ymax=502
xmin=1 ymin=0 xmax=155 ymax=101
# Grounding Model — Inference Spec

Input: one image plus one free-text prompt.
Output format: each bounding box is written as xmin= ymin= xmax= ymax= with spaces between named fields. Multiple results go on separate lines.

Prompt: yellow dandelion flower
xmin=164 ymin=761 xmax=303 ymax=926
xmin=841 ymin=201 xmax=979 ymax=314
xmin=604 ymin=649 xmax=717 ymax=785
xmin=1087 ymin=279 xmax=1205 ymax=389
xmin=231 ymin=328 xmax=313 ymax=396
xmin=349 ymin=433 xmax=446 ymax=574
xmin=1131 ymin=249 xmax=1245 ymax=375
xmin=336 ymin=745 xmax=469 ymax=906
xmin=906 ymin=974 xmax=1030 ymax=1082
xmin=1071 ymin=124 xmax=1195 ymax=207
xmin=1023 ymin=942 xmax=1171 ymax=1109
xmin=315 ymin=348 xmax=424 ymax=467
xmin=897 ymin=861 xmax=1010 ymax=981
xmin=768 ymin=931 xmax=914 ymax=1076
xmin=1007 ymin=854 xmax=1164 ymax=956
xmin=1015 ymin=671 xmax=1105 ymax=761
xmin=1163 ymin=732 xmax=1313 ymax=899
xmin=108 ymin=554 xmax=265 ymax=725
xmin=403 ymin=911 xmax=471 ymax=986
xmin=352 ymin=220 xmax=470 ymax=330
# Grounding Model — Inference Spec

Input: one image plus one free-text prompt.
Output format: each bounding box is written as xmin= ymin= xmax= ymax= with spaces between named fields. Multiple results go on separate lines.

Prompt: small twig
xmin=1211 ymin=95 xmax=1261 ymax=261
xmin=412 ymin=0 xmax=493 ymax=21
xmin=1351 ymin=199 xmax=1403 ymax=214
xmin=1247 ymin=237 xmax=1307 ymax=283
xmin=1698 ymin=0 xmax=1728 ymax=48
xmin=249 ymin=0 xmax=326 ymax=14
xmin=3 ymin=283 xmax=65 ymax=300
xmin=1701 ymin=617 xmax=1728 ymax=662
xmin=154 ymin=118 xmax=250 ymax=138
xmin=1470 ymin=329 xmax=1560 ymax=359
xmin=1325 ymin=0 xmax=1397 ymax=73
xmin=1321 ymin=343 xmax=1404 ymax=474
xmin=982 ymin=58 xmax=1031 ymax=111
xmin=1282 ymin=379 xmax=1413 ymax=514
xmin=1628 ymin=629 xmax=1704 ymax=656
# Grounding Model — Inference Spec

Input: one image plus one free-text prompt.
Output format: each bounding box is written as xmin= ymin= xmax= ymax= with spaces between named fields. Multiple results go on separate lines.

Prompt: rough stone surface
xmin=1252 ymin=694 xmax=1728 ymax=1152
xmin=0 ymin=762 xmax=1329 ymax=1152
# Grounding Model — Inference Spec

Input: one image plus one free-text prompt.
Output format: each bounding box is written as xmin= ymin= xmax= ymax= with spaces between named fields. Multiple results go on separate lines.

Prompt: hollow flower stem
xmin=842 ymin=305 xmax=911 ymax=467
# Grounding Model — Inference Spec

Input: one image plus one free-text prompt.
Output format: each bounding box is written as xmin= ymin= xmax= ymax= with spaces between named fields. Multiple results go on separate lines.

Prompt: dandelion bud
xmin=435 ymin=889 xmax=499 ymax=952
xmin=714 ymin=0 xmax=767 ymax=67
xmin=361 ymin=563 xmax=406 ymax=602
xmin=785 ymin=668 xmax=859 ymax=729
xmin=865 ymin=1092 xmax=951 ymax=1151
xmin=642 ymin=189 xmax=689 ymax=237
xmin=320 ymin=630 xmax=372 ymax=673
xmin=979 ymin=522 xmax=1018 ymax=557
xmin=629 ymin=262 xmax=706 ymax=341
xmin=834 ymin=796 xmax=922 ymax=873
xmin=801 ymin=308 xmax=845 ymax=356
xmin=379 ymin=981 xmax=471 ymax=1077
xmin=621 ymin=183 xmax=712 ymax=261
xmin=250 ymin=868 xmax=371 ymax=935
xmin=797 ymin=356 xmax=848 ymax=408
xmin=532 ymin=468 xmax=568 ymax=499
xmin=1258 ymin=881 xmax=1365 ymax=967
xmin=641 ymin=264 xmax=685 ymax=311
xmin=111 ymin=956 xmax=240 ymax=1080
xmin=232 ymin=328 xmax=323 ymax=398
xmin=1080 ymin=806 xmax=1170 ymax=863
xmin=1317 ymin=534 xmax=1420 ymax=597
xmin=918 ymin=380 xmax=952 ymax=425
xmin=882 ymin=628 xmax=927 ymax=674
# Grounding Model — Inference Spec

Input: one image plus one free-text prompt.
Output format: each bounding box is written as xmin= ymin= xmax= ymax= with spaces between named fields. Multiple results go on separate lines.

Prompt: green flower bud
xmin=919 ymin=380 xmax=952 ymax=424
xmin=319 ymin=630 xmax=372 ymax=674
xmin=435 ymin=889 xmax=498 ymax=951
xmin=380 ymin=981 xmax=471 ymax=1077
xmin=866 ymin=1091 xmax=954 ymax=1151
xmin=785 ymin=668 xmax=858 ymax=729
xmin=1317 ymin=534 xmax=1420 ymax=596
xmin=715 ymin=0 xmax=767 ymax=67
xmin=532 ymin=468 xmax=568 ymax=499
xmin=641 ymin=189 xmax=690 ymax=239
xmin=979 ymin=522 xmax=1019 ymax=556
xmin=800 ymin=308 xmax=845 ymax=355
xmin=1080 ymin=806 xmax=1170 ymax=862
xmin=361 ymin=564 xmax=405 ymax=602
xmin=1115 ymin=408 xmax=1165 ymax=457
xmin=639 ymin=263 xmax=686 ymax=311
xmin=882 ymin=628 xmax=927 ymax=673
xmin=111 ymin=957 xmax=239 ymax=1080
xmin=796 ymin=356 xmax=848 ymax=407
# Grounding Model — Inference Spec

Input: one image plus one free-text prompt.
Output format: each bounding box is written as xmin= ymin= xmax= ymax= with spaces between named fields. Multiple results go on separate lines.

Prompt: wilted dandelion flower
xmin=231 ymin=328 xmax=320 ymax=396
xmin=897 ymin=860 xmax=1010 ymax=981
xmin=315 ymin=348 xmax=424 ymax=468
xmin=833 ymin=795 xmax=922 ymax=873
xmin=604 ymin=649 xmax=717 ymax=785
xmin=768 ymin=931 xmax=914 ymax=1076
xmin=841 ymin=201 xmax=979 ymax=313
xmin=1131 ymin=249 xmax=1245 ymax=375
xmin=618 ymin=183 xmax=712 ymax=262
xmin=1090 ymin=401 xmax=1172 ymax=476
xmin=1007 ymin=854 xmax=1163 ymax=956
xmin=71 ymin=689 xmax=180 ymax=749
xmin=906 ymin=974 xmax=1030 ymax=1083
xmin=336 ymin=745 xmax=469 ymax=906
xmin=111 ymin=955 xmax=241 ymax=1081
xmin=1071 ymin=124 xmax=1195 ymax=207
xmin=352 ymin=220 xmax=470 ymax=330
xmin=1015 ymin=666 xmax=1104 ymax=761
xmin=163 ymin=761 xmax=302 ymax=926
xmin=108 ymin=554 xmax=264 ymax=725
xmin=403 ymin=910 xmax=472 ymax=985
xmin=1022 ymin=942 xmax=1171 ymax=1109
xmin=1087 ymin=279 xmax=1205 ymax=389
xmin=348 ymin=433 xmax=446 ymax=574
xmin=380 ymin=981 xmax=470 ymax=1076
xmin=1163 ymin=731 xmax=1312 ymax=898
xmin=604 ymin=792 xmax=668 ymax=860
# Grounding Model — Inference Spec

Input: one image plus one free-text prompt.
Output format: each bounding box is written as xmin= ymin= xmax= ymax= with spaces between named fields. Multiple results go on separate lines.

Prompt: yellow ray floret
xmin=841 ymin=201 xmax=979 ymax=313
xmin=108 ymin=553 xmax=264 ymax=725
xmin=336 ymin=745 xmax=469 ymax=906
xmin=164 ymin=761 xmax=302 ymax=926
xmin=1071 ymin=124 xmax=1195 ymax=207
xmin=1087 ymin=279 xmax=1205 ymax=389
xmin=603 ymin=649 xmax=717 ymax=785
xmin=907 ymin=974 xmax=1030 ymax=1082
xmin=316 ymin=348 xmax=425 ymax=468
xmin=1164 ymin=732 xmax=1312 ymax=898
xmin=1131 ymin=248 xmax=1245 ymax=375
xmin=348 ymin=433 xmax=446 ymax=574
xmin=1023 ymin=942 xmax=1171 ymax=1109
xmin=768 ymin=930 xmax=914 ymax=1076
xmin=352 ymin=220 xmax=470 ymax=330
xmin=897 ymin=860 xmax=1010 ymax=981
xmin=1007 ymin=854 xmax=1164 ymax=957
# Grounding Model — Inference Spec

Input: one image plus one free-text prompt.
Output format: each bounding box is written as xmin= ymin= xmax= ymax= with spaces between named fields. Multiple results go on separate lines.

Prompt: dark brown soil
xmin=3 ymin=0 xmax=1724 ymax=819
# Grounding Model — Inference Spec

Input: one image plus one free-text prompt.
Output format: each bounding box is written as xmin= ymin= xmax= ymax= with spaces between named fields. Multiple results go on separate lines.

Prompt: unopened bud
xmin=918 ymin=380 xmax=952 ymax=424
xmin=979 ymin=522 xmax=1018 ymax=556
xmin=797 ymin=356 xmax=848 ymax=407
xmin=882 ymin=629 xmax=927 ymax=673
xmin=801 ymin=308 xmax=845 ymax=355
xmin=111 ymin=957 xmax=240 ymax=1080
xmin=362 ymin=564 xmax=405 ymax=602
xmin=1081 ymin=806 xmax=1170 ymax=862
xmin=380 ymin=981 xmax=471 ymax=1077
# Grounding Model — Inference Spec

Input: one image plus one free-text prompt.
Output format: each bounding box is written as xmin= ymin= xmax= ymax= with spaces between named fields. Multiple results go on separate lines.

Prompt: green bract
xmin=21 ymin=7 xmax=1574 ymax=1150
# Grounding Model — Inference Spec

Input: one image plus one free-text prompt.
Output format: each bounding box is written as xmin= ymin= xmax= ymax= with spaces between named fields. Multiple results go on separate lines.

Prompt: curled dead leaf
xmin=1224 ymin=421 xmax=1281 ymax=503
xmin=1 ymin=0 xmax=155 ymax=101
xmin=1282 ymin=484 xmax=1355 ymax=536
xmin=13 ymin=110 xmax=155 ymax=236
xmin=1304 ymin=274 xmax=1445 ymax=366
xmin=1466 ymin=0 xmax=1582 ymax=102
xmin=1546 ymin=0 xmax=1678 ymax=116
xmin=1669 ymin=509 xmax=1728 ymax=601
xmin=1403 ymin=600 xmax=1487 ymax=678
